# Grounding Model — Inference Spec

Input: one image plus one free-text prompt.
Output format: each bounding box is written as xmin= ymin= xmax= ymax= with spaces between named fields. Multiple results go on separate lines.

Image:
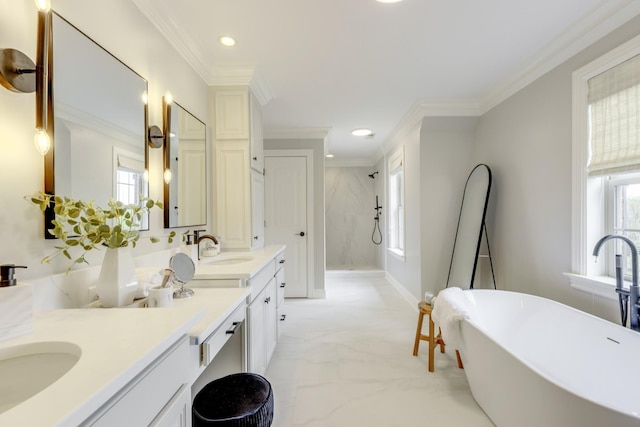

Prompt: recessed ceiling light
xmin=325 ymin=153 xmax=334 ymax=158
xmin=352 ymin=128 xmax=374 ymax=137
xmin=218 ymin=36 xmax=237 ymax=47
xmin=376 ymin=0 xmax=403 ymax=3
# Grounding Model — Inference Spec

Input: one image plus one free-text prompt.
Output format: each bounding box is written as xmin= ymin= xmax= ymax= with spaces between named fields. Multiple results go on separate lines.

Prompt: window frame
xmin=387 ymin=146 xmax=405 ymax=260
xmin=569 ymin=33 xmax=640 ymax=299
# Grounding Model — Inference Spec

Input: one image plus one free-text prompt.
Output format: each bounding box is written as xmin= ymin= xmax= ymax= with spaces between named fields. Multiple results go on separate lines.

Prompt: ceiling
xmin=132 ymin=0 xmax=640 ymax=165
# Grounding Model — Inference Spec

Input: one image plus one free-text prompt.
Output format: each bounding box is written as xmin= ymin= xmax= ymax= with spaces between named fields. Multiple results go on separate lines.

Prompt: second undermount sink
xmin=0 ymin=341 xmax=81 ymax=414
xmin=200 ymin=253 xmax=255 ymax=266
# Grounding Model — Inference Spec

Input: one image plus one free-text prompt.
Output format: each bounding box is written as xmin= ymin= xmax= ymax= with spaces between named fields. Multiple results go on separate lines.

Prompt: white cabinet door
xmin=264 ymin=281 xmax=277 ymax=363
xmin=214 ymin=90 xmax=249 ymax=140
xmin=247 ymin=288 xmax=267 ymax=375
xmin=150 ymin=384 xmax=191 ymax=427
xmin=216 ymin=144 xmax=250 ymax=249
xmin=249 ymin=93 xmax=264 ymax=172
xmin=251 ymin=169 xmax=265 ymax=249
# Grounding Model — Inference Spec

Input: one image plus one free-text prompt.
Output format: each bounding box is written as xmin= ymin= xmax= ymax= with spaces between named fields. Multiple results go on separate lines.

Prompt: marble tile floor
xmin=265 ymin=273 xmax=494 ymax=427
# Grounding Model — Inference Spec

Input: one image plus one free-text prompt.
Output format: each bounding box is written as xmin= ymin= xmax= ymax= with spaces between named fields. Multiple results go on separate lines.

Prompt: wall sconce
xmin=0 ymin=0 xmax=52 ymax=155
xmin=162 ymin=93 xmax=173 ymax=184
xmin=147 ymin=125 xmax=164 ymax=148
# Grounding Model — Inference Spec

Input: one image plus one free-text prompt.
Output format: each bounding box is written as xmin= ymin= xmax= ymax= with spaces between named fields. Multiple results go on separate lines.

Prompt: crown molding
xmin=376 ymin=99 xmax=481 ymax=161
xmin=210 ymin=65 xmax=276 ymax=105
xmin=480 ymin=0 xmax=640 ymax=113
xmin=131 ymin=0 xmax=213 ymax=83
xmin=264 ymin=127 xmax=331 ymax=156
xmin=325 ymin=157 xmax=375 ymax=168
xmin=264 ymin=127 xmax=331 ymax=141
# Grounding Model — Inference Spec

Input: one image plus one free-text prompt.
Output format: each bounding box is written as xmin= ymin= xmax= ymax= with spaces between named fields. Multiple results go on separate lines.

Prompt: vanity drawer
xmin=201 ymin=301 xmax=247 ymax=366
xmin=275 ymin=252 xmax=286 ymax=272
xmin=276 ymin=268 xmax=286 ymax=306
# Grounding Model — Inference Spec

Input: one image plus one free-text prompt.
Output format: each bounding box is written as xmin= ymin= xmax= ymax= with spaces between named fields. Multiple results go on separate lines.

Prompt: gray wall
xmin=264 ymin=138 xmax=326 ymax=296
xmin=325 ymin=166 xmax=380 ymax=270
xmin=472 ymin=14 xmax=640 ymax=322
xmin=420 ymin=118 xmax=477 ymax=298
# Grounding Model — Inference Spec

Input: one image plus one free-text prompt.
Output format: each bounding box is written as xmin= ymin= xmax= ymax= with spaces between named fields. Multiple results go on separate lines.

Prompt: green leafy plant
xmin=27 ymin=192 xmax=176 ymax=271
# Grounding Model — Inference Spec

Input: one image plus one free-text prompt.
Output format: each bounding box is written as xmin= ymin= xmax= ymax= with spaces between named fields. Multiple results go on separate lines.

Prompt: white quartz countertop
xmin=194 ymin=245 xmax=285 ymax=280
xmin=0 ymin=286 xmax=254 ymax=426
xmin=0 ymin=306 xmax=203 ymax=427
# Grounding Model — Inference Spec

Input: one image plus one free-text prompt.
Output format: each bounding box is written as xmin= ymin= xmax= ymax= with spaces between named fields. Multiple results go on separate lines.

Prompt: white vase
xmin=96 ymin=246 xmax=138 ymax=307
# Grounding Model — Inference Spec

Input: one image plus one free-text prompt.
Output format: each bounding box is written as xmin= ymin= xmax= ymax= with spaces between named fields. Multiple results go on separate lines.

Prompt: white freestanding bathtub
xmin=459 ymin=289 xmax=640 ymax=427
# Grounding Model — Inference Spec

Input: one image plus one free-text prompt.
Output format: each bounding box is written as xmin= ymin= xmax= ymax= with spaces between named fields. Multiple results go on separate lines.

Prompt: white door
xmin=264 ymin=155 xmax=309 ymax=298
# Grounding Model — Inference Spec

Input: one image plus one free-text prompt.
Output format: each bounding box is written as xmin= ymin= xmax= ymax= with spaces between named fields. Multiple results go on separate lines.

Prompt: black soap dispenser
xmin=0 ymin=264 xmax=27 ymax=287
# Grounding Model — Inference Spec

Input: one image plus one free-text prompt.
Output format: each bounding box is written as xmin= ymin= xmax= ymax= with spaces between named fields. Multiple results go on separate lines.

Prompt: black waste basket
xmin=192 ymin=373 xmax=274 ymax=427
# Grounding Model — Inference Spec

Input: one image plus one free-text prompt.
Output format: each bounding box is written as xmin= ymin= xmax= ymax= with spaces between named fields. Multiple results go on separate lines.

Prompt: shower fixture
xmin=368 ymin=171 xmax=378 ymax=179
xmin=372 ymin=195 xmax=382 ymax=245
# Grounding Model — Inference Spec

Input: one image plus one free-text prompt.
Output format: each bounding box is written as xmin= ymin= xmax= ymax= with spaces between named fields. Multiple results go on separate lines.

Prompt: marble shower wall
xmin=325 ymin=167 xmax=381 ymax=270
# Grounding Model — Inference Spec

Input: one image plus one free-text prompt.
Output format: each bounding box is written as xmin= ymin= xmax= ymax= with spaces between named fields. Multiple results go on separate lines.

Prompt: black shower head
xmin=368 ymin=171 xmax=379 ymax=179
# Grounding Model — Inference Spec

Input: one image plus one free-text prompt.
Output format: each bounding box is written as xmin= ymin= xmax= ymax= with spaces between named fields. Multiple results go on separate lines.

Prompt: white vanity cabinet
xmin=213 ymin=87 xmax=265 ymax=251
xmin=246 ymin=260 xmax=278 ymax=375
xmin=81 ymin=336 xmax=191 ymax=427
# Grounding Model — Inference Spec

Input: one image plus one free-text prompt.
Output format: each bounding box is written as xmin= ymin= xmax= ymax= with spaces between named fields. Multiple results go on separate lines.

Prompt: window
xmin=606 ymin=173 xmax=640 ymax=279
xmin=113 ymin=148 xmax=149 ymax=229
xmin=388 ymin=146 xmax=405 ymax=258
xmin=570 ymin=33 xmax=640 ymax=296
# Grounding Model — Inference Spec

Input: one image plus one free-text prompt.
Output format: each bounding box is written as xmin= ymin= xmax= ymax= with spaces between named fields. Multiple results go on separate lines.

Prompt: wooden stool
xmin=413 ymin=301 xmax=463 ymax=372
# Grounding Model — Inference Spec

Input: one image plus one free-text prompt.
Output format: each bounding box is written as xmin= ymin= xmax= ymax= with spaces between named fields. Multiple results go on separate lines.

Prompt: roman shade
xmin=587 ymin=53 xmax=640 ymax=176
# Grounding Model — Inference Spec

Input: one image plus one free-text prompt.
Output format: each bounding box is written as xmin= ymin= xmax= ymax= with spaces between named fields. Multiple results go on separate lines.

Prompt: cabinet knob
xmin=264 ymin=296 xmax=271 ymax=304
xmin=280 ymin=314 xmax=287 ymax=321
xmin=279 ymin=259 xmax=286 ymax=264
xmin=280 ymin=282 xmax=286 ymax=288
xmin=296 ymin=231 xmax=305 ymax=237
xmin=254 ymin=235 xmax=259 ymax=240
xmin=253 ymin=156 xmax=258 ymax=161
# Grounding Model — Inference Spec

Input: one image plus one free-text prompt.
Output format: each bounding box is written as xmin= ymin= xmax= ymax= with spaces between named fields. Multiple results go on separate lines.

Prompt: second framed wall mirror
xmin=163 ymin=100 xmax=207 ymax=228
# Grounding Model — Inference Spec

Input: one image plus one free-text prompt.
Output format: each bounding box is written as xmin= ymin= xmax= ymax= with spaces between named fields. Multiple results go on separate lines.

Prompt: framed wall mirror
xmin=44 ymin=13 xmax=149 ymax=238
xmin=164 ymin=101 xmax=207 ymax=228
xmin=446 ymin=164 xmax=493 ymax=289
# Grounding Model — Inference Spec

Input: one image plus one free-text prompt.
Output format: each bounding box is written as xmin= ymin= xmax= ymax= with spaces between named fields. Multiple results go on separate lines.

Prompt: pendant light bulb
xmin=163 ymin=169 xmax=172 ymax=184
xmin=34 ymin=128 xmax=50 ymax=155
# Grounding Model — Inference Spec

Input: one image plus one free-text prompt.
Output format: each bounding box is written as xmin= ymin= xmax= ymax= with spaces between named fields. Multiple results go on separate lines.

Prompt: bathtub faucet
xmin=593 ymin=234 xmax=640 ymax=331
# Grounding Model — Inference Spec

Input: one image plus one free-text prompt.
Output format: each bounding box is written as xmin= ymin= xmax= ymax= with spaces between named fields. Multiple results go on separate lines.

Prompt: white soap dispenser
xmin=181 ymin=233 xmax=199 ymax=264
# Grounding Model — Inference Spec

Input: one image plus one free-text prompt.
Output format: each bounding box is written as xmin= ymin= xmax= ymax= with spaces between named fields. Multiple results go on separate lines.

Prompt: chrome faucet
xmin=593 ymin=234 xmax=640 ymax=331
xmin=194 ymin=229 xmax=218 ymax=261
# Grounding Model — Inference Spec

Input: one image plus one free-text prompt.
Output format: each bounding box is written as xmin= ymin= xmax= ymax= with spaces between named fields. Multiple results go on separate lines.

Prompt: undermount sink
xmin=0 ymin=341 xmax=81 ymax=414
xmin=205 ymin=255 xmax=254 ymax=265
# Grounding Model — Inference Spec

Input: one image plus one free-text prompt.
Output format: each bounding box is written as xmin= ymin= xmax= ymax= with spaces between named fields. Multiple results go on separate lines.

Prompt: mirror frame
xmin=43 ymin=12 xmax=150 ymax=238
xmin=446 ymin=164 xmax=492 ymax=289
xmin=162 ymin=99 xmax=207 ymax=229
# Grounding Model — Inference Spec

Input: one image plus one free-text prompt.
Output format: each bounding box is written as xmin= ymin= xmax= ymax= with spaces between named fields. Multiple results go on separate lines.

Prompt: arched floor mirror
xmin=446 ymin=164 xmax=496 ymax=289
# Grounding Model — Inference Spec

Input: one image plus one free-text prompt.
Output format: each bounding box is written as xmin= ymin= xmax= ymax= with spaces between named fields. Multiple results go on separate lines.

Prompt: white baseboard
xmin=385 ymin=273 xmax=420 ymax=311
xmin=313 ymin=288 xmax=326 ymax=299
xmin=325 ymin=270 xmax=385 ymax=279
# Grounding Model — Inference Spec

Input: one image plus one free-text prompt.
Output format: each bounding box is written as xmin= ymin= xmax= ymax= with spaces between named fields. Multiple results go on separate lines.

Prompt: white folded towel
xmin=431 ymin=287 xmax=477 ymax=350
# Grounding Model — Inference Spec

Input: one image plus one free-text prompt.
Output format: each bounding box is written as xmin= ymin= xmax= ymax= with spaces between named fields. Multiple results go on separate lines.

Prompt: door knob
xmin=296 ymin=231 xmax=305 ymax=237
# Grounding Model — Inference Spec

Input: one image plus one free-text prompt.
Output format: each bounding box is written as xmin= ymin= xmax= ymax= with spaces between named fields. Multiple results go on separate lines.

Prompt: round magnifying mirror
xmin=170 ymin=252 xmax=195 ymax=298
